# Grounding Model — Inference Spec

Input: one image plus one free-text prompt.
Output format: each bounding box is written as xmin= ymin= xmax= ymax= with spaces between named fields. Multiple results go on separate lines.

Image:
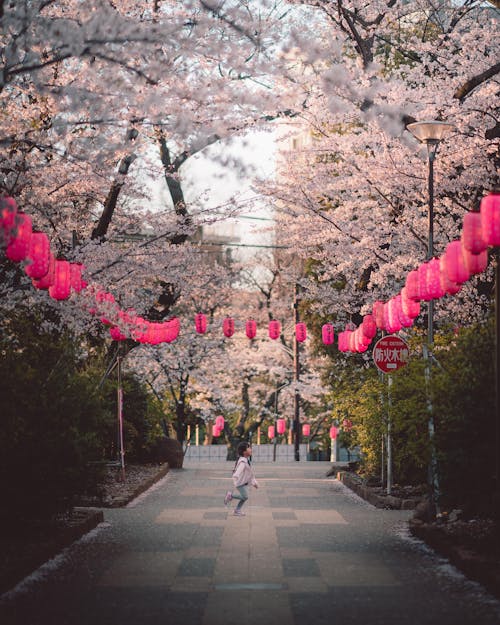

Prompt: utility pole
xmin=293 ymin=283 xmax=301 ymax=461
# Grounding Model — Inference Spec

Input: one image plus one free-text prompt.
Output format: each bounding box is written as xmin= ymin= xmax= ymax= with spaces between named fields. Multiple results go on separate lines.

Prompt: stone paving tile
xmin=178 ymin=558 xmax=216 ymax=577
xmin=282 ymin=557 xmax=320 ymax=577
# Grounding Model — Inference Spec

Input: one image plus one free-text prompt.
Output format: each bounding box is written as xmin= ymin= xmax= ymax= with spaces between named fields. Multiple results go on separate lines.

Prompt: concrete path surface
xmin=1 ymin=461 xmax=500 ymax=625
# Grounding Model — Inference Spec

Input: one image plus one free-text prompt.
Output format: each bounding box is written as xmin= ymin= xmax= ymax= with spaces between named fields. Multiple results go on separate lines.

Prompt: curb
xmin=337 ymin=471 xmax=420 ymax=510
xmin=409 ymin=520 xmax=500 ymax=599
xmin=104 ymin=464 xmax=170 ymax=508
xmin=0 ymin=508 xmax=104 ymax=596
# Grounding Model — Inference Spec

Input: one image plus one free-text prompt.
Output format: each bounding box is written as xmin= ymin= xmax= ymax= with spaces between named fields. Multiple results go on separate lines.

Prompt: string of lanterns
xmin=1 ymin=192 xmax=499 ymax=350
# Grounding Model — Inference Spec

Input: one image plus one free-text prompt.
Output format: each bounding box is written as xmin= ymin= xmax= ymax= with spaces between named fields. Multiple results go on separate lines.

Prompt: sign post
xmin=373 ymin=335 xmax=410 ymax=494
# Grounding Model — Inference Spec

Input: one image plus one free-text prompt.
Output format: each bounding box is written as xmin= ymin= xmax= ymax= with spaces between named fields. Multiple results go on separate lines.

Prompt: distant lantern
xmin=330 ymin=426 xmax=338 ymax=439
xmin=5 ymin=212 xmax=32 ymax=262
xmin=439 ymin=256 xmax=461 ymax=295
xmin=223 ymin=317 xmax=235 ymax=338
xmin=195 ymin=313 xmax=207 ymax=334
xmin=32 ymin=252 xmax=55 ymax=290
xmin=302 ymin=423 xmax=311 ymax=437
xmin=322 ymin=323 xmax=335 ymax=345
xmin=246 ymin=319 xmax=257 ymax=339
xmin=24 ymin=232 xmax=50 ymax=279
xmin=372 ymin=301 xmax=385 ymax=329
xmin=296 ymin=322 xmax=307 ymax=342
xmin=216 ymin=415 xmax=225 ymax=429
xmin=480 ymin=191 xmax=500 ymax=247
xmin=426 ymin=258 xmax=445 ymax=299
xmin=337 ymin=331 xmax=349 ymax=352
xmin=48 ymin=260 xmax=71 ymax=300
xmin=462 ymin=211 xmax=487 ymax=254
xmin=164 ymin=317 xmax=180 ymax=343
xmin=212 ymin=425 xmax=221 ymax=437
xmin=97 ymin=291 xmax=116 ymax=325
xmin=69 ymin=263 xmax=84 ymax=292
xmin=361 ymin=314 xmax=376 ymax=339
xmin=277 ymin=418 xmax=286 ymax=435
xmin=268 ymin=425 xmax=275 ymax=439
xmin=268 ymin=319 xmax=281 ymax=340
xmin=110 ymin=326 xmax=127 ymax=341
xmin=445 ymin=240 xmax=470 ymax=284
xmin=401 ymin=287 xmax=420 ymax=319
xmin=405 ymin=270 xmax=421 ymax=302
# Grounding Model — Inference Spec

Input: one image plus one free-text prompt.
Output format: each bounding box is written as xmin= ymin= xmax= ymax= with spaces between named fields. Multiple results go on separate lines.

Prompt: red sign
xmin=373 ymin=335 xmax=410 ymax=373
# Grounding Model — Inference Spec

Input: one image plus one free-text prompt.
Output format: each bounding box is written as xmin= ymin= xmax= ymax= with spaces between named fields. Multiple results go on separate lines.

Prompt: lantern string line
xmin=0 ymin=193 xmax=498 ymax=351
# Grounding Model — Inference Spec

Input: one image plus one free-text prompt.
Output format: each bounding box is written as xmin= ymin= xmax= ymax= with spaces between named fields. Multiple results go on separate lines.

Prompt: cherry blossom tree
xmin=268 ymin=0 xmax=499 ymax=330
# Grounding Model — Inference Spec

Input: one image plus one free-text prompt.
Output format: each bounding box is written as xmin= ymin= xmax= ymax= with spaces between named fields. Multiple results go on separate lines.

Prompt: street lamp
xmin=407 ymin=120 xmax=455 ymax=513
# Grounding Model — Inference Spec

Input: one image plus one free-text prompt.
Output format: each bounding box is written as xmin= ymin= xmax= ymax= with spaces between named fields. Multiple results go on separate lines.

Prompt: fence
xmin=184 ymin=443 xmax=309 ymax=462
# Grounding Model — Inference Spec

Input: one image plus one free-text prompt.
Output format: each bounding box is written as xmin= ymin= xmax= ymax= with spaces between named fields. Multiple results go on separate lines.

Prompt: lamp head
xmin=407 ymin=120 xmax=455 ymax=143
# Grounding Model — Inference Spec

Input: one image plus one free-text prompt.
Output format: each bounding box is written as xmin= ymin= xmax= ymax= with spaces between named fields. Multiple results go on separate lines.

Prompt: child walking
xmin=224 ymin=442 xmax=258 ymax=516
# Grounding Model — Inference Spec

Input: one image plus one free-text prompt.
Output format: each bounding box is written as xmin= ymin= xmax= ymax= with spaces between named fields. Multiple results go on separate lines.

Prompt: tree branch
xmin=454 ymin=62 xmax=500 ymax=102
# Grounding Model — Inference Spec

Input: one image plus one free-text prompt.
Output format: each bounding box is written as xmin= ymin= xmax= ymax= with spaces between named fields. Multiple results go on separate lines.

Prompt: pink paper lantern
xmin=322 ymin=323 xmax=335 ymax=345
xmin=337 ymin=331 xmax=349 ymax=352
xmin=164 ymin=317 xmax=180 ymax=343
xmin=24 ymin=232 xmax=51 ymax=279
xmin=401 ymin=287 xmax=420 ymax=319
xmin=195 ymin=313 xmax=207 ymax=334
xmin=223 ymin=317 xmax=235 ymax=338
xmin=246 ymin=319 xmax=257 ymax=339
xmin=417 ymin=263 xmax=432 ymax=301
xmin=96 ymin=291 xmax=116 ymax=325
xmin=70 ymin=263 xmax=84 ymax=292
xmin=268 ymin=425 xmax=275 ymax=439
xmin=445 ymin=240 xmax=470 ymax=284
xmin=5 ymin=212 xmax=32 ymax=262
xmin=268 ymin=319 xmax=281 ymax=340
xmin=463 ymin=248 xmax=488 ymax=275
xmin=439 ymin=256 xmax=461 ymax=295
xmin=405 ymin=270 xmax=421 ymax=302
xmin=110 ymin=326 xmax=128 ymax=341
xmin=216 ymin=415 xmax=225 ymax=429
xmin=462 ymin=211 xmax=487 ymax=254
xmin=394 ymin=294 xmax=413 ymax=328
xmin=296 ymin=322 xmax=307 ymax=342
xmin=302 ymin=423 xmax=310 ymax=437
xmin=480 ymin=192 xmax=500 ymax=247
xmin=348 ymin=330 xmax=356 ymax=352
xmin=386 ymin=300 xmax=402 ymax=333
xmin=359 ymin=327 xmax=372 ymax=347
xmin=330 ymin=426 xmax=338 ymax=439
xmin=32 ymin=252 xmax=55 ymax=289
xmin=426 ymin=258 xmax=445 ymax=299
xmin=277 ymin=418 xmax=286 ymax=435
xmin=212 ymin=425 xmax=221 ymax=437
xmin=361 ymin=314 xmax=376 ymax=339
xmin=372 ymin=301 xmax=385 ymax=329
xmin=48 ymin=260 xmax=71 ymax=300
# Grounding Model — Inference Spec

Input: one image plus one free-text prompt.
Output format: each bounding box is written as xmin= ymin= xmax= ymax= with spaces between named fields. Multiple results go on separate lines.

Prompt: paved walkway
xmin=1 ymin=462 xmax=500 ymax=625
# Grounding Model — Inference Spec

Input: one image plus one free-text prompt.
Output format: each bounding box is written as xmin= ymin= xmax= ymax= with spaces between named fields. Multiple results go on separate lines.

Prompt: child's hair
xmin=237 ymin=442 xmax=250 ymax=456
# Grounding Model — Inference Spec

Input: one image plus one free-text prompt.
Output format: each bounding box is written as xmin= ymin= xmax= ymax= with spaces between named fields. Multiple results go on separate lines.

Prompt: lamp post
xmin=293 ymin=283 xmax=301 ymax=461
xmin=407 ymin=120 xmax=455 ymax=513
xmin=273 ymin=381 xmax=291 ymax=462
